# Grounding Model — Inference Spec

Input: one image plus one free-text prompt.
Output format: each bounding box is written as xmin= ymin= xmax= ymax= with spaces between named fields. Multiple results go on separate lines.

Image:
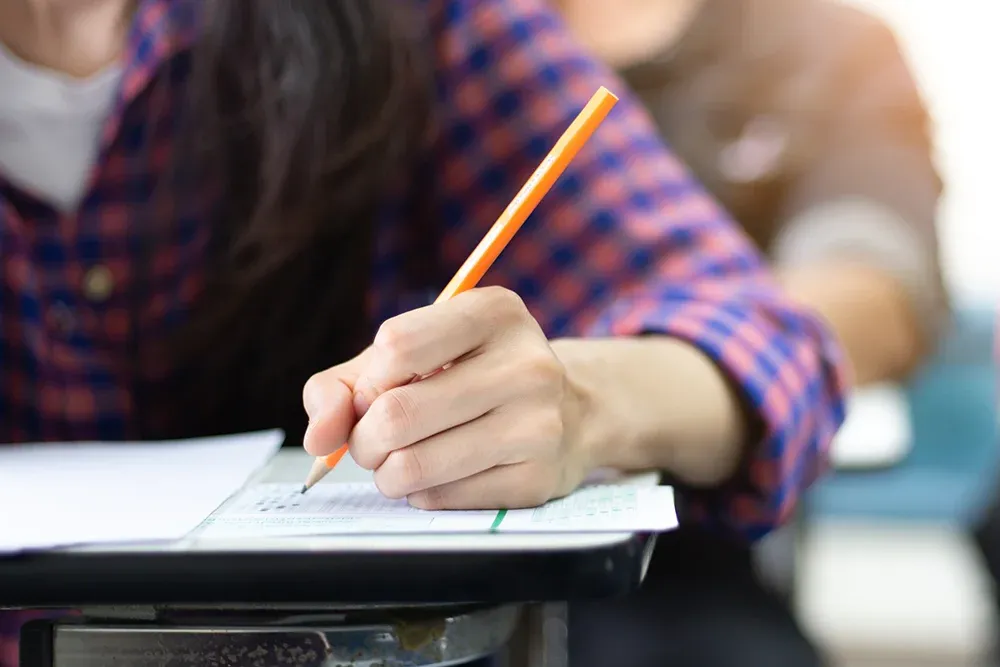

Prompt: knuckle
xmin=371 ymin=388 xmax=417 ymax=448
xmin=378 ymin=449 xmax=426 ymax=499
xmin=348 ymin=442 xmax=380 ymax=471
xmin=372 ymin=470 xmax=399 ymax=499
xmin=519 ymin=351 xmax=566 ymax=395
xmin=412 ymin=485 xmax=447 ymax=511
xmin=480 ymin=286 xmax=528 ymax=321
xmin=372 ymin=318 xmax=415 ymax=371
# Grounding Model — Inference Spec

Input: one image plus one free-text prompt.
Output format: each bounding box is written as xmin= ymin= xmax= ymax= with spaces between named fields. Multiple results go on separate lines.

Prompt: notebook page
xmin=196 ymin=480 xmax=677 ymax=538
xmin=198 ymin=483 xmax=494 ymax=536
xmin=497 ymin=484 xmax=677 ymax=532
xmin=0 ymin=430 xmax=284 ymax=554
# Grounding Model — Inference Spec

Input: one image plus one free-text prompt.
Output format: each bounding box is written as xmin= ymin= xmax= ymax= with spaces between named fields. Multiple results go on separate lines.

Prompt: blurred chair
xmin=795 ymin=304 xmax=998 ymax=666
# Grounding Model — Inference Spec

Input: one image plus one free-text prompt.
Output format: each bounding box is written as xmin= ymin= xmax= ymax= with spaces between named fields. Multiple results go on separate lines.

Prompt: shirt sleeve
xmin=421 ymin=0 xmax=848 ymax=539
xmin=774 ymin=7 xmax=949 ymax=349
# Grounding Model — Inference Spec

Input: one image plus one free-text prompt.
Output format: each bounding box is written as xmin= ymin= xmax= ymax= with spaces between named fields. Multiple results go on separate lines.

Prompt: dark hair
xmin=148 ymin=1 xmax=432 ymax=440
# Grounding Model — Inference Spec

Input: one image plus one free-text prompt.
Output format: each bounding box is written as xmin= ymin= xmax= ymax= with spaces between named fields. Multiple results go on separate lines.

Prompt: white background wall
xmin=843 ymin=0 xmax=1000 ymax=307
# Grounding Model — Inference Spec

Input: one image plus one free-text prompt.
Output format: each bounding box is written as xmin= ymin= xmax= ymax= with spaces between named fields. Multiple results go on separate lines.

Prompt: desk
xmin=830 ymin=383 xmax=912 ymax=471
xmin=2 ymin=450 xmax=658 ymax=667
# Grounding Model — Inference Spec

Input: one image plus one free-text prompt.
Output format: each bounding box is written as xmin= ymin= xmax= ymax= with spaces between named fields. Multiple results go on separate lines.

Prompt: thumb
xmin=302 ymin=348 xmax=371 ymax=456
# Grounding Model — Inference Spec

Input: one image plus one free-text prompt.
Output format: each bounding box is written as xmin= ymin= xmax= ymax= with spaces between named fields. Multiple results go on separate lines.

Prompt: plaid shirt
xmin=0 ymin=0 xmax=846 ymax=661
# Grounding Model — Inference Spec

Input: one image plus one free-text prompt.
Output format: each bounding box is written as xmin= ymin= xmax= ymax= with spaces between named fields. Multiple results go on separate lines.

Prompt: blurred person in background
xmin=555 ymin=0 xmax=947 ymax=665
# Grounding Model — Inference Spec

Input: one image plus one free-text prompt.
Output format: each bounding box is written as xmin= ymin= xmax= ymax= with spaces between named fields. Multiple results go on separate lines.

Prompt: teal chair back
xmin=808 ymin=306 xmax=997 ymax=524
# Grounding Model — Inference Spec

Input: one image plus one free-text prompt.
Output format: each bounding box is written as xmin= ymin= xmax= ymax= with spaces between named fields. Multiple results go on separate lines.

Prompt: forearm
xmin=552 ymin=336 xmax=747 ymax=486
xmin=777 ymin=261 xmax=926 ymax=385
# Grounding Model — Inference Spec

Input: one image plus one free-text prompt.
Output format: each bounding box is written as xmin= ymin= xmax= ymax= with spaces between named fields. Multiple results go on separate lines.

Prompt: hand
xmin=302 ymin=287 xmax=591 ymax=510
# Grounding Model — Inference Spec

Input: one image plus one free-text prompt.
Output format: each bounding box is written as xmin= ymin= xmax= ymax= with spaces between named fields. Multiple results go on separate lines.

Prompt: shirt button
xmin=82 ymin=265 xmax=114 ymax=303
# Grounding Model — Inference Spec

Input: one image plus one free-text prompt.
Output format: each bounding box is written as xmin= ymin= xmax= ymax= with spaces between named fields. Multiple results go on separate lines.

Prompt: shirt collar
xmin=119 ymin=0 xmax=200 ymax=99
xmin=99 ymin=0 xmax=200 ymax=154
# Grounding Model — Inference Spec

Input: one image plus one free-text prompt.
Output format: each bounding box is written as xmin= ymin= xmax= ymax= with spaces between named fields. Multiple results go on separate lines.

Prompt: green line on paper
xmin=490 ymin=509 xmax=507 ymax=533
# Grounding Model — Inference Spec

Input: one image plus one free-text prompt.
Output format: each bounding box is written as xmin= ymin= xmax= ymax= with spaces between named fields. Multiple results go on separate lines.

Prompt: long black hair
xmin=148 ymin=1 xmax=433 ymax=441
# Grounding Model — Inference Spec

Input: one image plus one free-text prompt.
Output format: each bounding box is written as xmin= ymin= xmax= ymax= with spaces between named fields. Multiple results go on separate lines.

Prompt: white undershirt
xmin=0 ymin=41 xmax=122 ymax=212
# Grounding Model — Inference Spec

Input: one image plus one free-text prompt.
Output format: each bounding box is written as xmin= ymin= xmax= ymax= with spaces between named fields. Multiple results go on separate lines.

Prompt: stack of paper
xmin=0 ymin=431 xmax=284 ymax=554
xmin=0 ymin=430 xmax=678 ymax=554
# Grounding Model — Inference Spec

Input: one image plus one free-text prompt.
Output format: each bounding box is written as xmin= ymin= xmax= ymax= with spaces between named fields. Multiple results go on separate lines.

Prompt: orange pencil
xmin=301 ymin=86 xmax=619 ymax=493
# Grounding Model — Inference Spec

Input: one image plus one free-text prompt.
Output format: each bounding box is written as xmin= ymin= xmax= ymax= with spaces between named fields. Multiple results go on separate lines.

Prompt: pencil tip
xmin=300 ymin=485 xmax=308 ymax=494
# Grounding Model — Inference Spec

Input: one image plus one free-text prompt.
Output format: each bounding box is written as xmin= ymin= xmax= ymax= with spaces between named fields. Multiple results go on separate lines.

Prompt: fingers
xmin=369 ymin=409 xmax=542 ymax=499
xmin=353 ymin=287 xmax=532 ymax=412
xmin=348 ymin=350 xmax=525 ymax=470
xmin=407 ymin=462 xmax=561 ymax=511
xmin=301 ymin=350 xmax=370 ymax=456
xmin=300 ymin=286 xmax=565 ymax=511
xmin=302 ymin=378 xmax=356 ymax=456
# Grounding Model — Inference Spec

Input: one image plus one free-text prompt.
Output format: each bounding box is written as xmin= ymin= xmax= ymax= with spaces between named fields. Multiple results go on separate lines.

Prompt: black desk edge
xmin=1 ymin=533 xmax=657 ymax=608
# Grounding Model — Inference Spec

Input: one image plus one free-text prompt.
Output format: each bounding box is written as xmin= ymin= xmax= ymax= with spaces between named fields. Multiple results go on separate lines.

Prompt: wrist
xmin=551 ymin=336 xmax=747 ymax=486
xmin=552 ymin=338 xmax=649 ymax=473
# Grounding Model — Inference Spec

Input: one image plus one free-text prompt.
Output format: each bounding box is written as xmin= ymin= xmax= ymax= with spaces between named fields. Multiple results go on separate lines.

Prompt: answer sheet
xmin=0 ymin=430 xmax=284 ymax=554
xmin=196 ymin=481 xmax=678 ymax=538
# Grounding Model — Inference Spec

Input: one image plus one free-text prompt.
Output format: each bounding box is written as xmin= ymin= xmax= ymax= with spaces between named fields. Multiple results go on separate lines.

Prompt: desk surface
xmin=830 ymin=384 xmax=912 ymax=471
xmin=0 ymin=450 xmax=657 ymax=609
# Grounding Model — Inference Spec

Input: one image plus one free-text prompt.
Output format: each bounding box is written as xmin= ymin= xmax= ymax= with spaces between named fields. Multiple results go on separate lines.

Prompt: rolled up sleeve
xmin=422 ymin=0 xmax=848 ymax=538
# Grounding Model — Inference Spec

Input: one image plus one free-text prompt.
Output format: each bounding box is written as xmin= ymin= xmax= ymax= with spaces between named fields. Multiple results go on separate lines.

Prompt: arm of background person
xmin=771 ymin=6 xmax=948 ymax=386
xmin=418 ymin=0 xmax=848 ymax=538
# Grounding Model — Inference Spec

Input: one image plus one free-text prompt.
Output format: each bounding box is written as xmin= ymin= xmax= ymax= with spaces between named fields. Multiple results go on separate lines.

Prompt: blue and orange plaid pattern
xmin=0 ymin=0 xmax=847 ymax=661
